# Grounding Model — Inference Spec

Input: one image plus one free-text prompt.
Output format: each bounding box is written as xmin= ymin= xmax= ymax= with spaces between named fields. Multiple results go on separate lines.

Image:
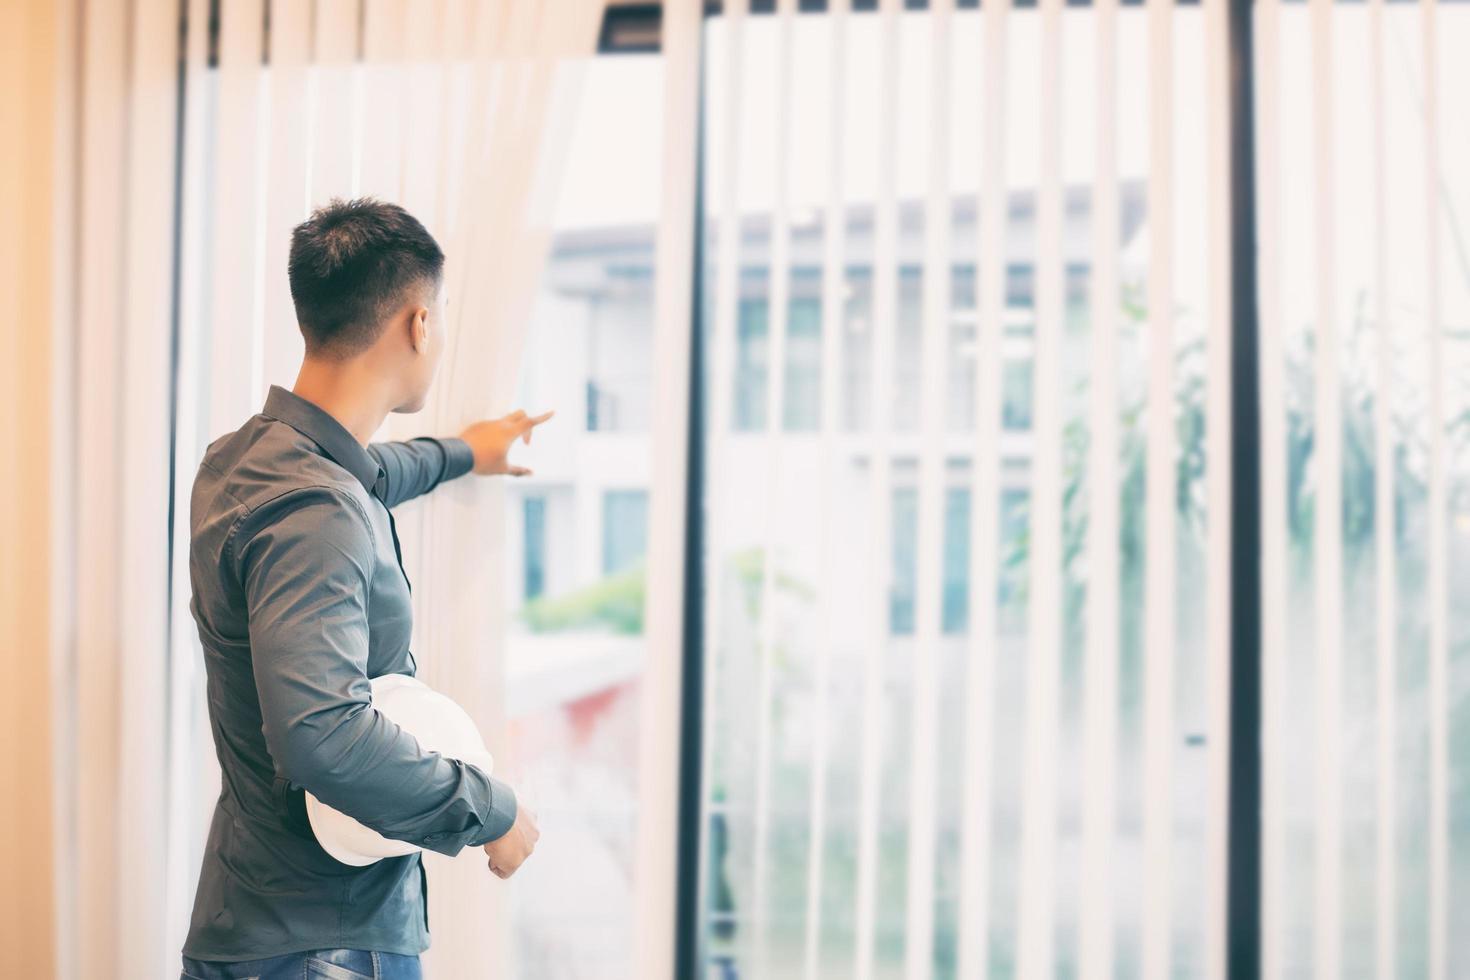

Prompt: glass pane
xmin=501 ymin=52 xmax=665 ymax=980
xmin=698 ymin=6 xmax=1225 ymax=978
xmin=1259 ymin=4 xmax=1470 ymax=975
xmin=603 ymin=490 xmax=650 ymax=575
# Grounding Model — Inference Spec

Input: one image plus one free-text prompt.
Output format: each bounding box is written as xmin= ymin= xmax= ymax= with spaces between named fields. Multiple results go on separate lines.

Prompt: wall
xmin=0 ymin=0 xmax=65 ymax=975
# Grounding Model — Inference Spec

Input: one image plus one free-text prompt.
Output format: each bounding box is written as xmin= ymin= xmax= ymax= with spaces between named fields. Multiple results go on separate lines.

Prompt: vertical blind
xmin=33 ymin=0 xmax=1470 ymax=977
xmin=690 ymin=1 xmax=1467 ymax=978
xmin=697 ymin=1 xmax=1233 ymax=977
xmin=1256 ymin=1 xmax=1468 ymax=978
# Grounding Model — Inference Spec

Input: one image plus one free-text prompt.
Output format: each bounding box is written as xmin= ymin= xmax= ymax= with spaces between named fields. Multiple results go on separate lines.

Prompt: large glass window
xmin=843 ymin=265 xmax=875 ymax=432
xmin=499 ymin=51 xmax=664 ymax=980
xmin=1256 ymin=4 xmax=1470 ymax=976
xmin=785 ymin=267 xmax=824 ymax=432
xmin=697 ymin=5 xmax=1222 ymax=977
xmin=736 ymin=269 xmax=772 ymax=432
xmin=524 ymin=497 xmax=547 ymax=601
xmin=602 ymin=489 xmax=650 ymax=575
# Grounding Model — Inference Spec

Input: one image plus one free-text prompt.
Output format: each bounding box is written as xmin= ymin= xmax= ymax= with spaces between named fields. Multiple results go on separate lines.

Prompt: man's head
xmin=288 ymin=198 xmax=446 ymax=412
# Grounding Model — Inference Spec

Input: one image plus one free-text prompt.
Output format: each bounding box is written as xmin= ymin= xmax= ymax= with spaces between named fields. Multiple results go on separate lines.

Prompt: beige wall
xmin=0 ymin=0 xmax=63 ymax=976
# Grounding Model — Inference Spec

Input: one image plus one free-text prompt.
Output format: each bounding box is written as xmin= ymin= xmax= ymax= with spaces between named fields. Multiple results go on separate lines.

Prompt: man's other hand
xmin=484 ymin=805 xmax=540 ymax=879
xmin=459 ymin=409 xmax=554 ymax=477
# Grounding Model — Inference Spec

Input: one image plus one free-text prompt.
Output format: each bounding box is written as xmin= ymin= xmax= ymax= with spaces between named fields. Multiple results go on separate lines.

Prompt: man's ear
xmin=410 ymin=306 xmax=430 ymax=353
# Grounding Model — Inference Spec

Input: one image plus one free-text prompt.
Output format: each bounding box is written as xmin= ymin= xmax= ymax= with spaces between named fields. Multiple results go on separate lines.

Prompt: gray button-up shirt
xmin=182 ymin=385 xmax=517 ymax=962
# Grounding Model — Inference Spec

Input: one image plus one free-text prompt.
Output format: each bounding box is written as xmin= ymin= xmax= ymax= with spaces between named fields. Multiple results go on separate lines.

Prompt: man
xmin=180 ymin=198 xmax=544 ymax=980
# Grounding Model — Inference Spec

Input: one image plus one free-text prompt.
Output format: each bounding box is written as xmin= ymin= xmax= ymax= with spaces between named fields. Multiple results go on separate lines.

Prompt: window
xmin=735 ymin=269 xmax=771 ymax=431
xmin=585 ymin=264 xmax=656 ymax=433
xmin=602 ymin=490 xmax=649 ymax=575
xmin=891 ymin=483 xmax=918 ymax=635
xmin=500 ymin=50 xmax=665 ymax=980
xmin=696 ymin=6 xmax=1229 ymax=977
xmin=895 ymin=265 xmax=923 ymax=431
xmin=948 ymin=264 xmax=978 ymax=433
xmin=942 ymin=485 xmax=970 ymax=635
xmin=843 ymin=265 xmax=874 ymax=431
xmin=784 ymin=267 xmax=823 ymax=431
xmin=1001 ymin=359 xmax=1035 ymax=432
xmin=1256 ymin=6 xmax=1470 ymax=975
xmin=524 ymin=496 xmax=546 ymax=601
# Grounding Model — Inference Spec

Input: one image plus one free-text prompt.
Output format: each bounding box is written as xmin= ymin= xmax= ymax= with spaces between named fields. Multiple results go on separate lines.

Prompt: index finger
xmin=520 ymin=410 xmax=554 ymax=430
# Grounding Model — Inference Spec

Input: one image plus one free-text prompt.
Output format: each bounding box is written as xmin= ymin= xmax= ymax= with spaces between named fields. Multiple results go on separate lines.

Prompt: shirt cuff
xmin=438 ymin=437 xmax=477 ymax=482
xmin=469 ymin=771 xmax=518 ymax=846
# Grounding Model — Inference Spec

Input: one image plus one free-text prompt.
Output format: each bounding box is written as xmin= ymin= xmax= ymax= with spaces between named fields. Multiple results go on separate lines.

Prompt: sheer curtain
xmin=42 ymin=1 xmax=602 ymax=977
xmin=0 ymin=1 xmax=72 ymax=977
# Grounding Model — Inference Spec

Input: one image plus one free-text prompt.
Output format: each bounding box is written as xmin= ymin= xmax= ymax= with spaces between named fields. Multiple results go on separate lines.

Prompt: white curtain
xmin=44 ymin=1 xmax=603 ymax=977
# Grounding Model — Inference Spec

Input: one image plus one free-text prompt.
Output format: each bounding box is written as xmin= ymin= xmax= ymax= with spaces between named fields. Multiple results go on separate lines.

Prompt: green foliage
xmin=517 ymin=546 xmax=815 ymax=636
xmin=999 ymin=290 xmax=1211 ymax=619
xmin=727 ymin=546 xmax=816 ymax=621
xmin=520 ymin=564 xmax=646 ymax=634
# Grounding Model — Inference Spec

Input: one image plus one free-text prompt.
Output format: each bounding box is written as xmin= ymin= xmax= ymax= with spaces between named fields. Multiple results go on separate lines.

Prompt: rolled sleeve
xmin=237 ymin=486 xmax=502 ymax=855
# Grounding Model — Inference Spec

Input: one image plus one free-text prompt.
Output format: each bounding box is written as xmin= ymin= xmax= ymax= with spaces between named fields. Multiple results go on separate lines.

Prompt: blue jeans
xmin=181 ymin=947 xmax=422 ymax=980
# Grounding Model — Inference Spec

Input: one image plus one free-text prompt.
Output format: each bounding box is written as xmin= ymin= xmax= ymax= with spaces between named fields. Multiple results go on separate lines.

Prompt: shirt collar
xmin=261 ymin=385 xmax=385 ymax=496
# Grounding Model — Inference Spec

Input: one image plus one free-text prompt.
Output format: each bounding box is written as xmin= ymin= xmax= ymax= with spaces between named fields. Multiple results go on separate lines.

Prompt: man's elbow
xmin=266 ymin=709 xmax=371 ymax=797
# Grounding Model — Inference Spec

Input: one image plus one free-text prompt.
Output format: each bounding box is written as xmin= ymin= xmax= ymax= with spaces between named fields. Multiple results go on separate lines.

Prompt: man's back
xmin=178 ymin=200 xmax=540 ymax=975
xmin=183 ymin=386 xmax=512 ymax=962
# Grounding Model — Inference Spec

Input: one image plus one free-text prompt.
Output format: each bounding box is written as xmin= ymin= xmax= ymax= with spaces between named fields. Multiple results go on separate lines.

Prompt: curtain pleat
xmin=260 ymin=0 xmax=312 ymax=397
xmin=166 ymin=0 xmax=220 ymax=965
xmin=801 ymin=6 xmax=851 ymax=976
xmin=1141 ymin=1 xmax=1176 ymax=975
xmin=957 ymin=3 xmax=1007 ymax=976
xmin=73 ymin=0 xmax=141 ymax=974
xmin=1080 ymin=1 xmax=1120 ymax=976
xmin=1307 ymin=5 xmax=1344 ymax=976
xmin=1016 ymin=0 xmax=1063 ymax=973
xmin=116 ymin=2 xmax=184 ymax=976
xmin=902 ymin=2 xmax=952 ymax=977
xmin=748 ymin=0 xmax=798 ymax=973
xmin=1367 ymin=3 xmax=1398 ymax=975
xmin=632 ymin=0 xmax=703 ymax=976
xmin=1421 ymin=2 xmax=1448 ymax=975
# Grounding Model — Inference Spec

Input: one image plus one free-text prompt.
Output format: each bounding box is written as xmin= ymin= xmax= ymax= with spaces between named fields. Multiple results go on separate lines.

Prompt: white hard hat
xmin=306 ymin=673 xmax=496 ymax=867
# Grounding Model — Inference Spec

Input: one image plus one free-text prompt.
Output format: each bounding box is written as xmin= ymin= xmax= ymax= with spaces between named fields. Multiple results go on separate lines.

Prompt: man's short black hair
xmin=287 ymin=197 xmax=445 ymax=358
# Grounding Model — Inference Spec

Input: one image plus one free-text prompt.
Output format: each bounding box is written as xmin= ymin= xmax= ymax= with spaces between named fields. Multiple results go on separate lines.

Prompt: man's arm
xmin=368 ymin=409 xmax=555 ymax=508
xmin=368 ymin=437 xmax=475 ymax=509
xmin=238 ymin=486 xmax=516 ymax=855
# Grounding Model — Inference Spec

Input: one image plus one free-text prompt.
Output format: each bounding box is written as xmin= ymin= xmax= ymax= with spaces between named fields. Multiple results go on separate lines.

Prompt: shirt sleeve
xmin=236 ymin=486 xmax=517 ymax=855
xmin=367 ymin=437 xmax=476 ymax=509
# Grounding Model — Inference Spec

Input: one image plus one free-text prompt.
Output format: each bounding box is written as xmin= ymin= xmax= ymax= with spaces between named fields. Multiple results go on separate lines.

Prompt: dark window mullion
xmin=1227 ymin=0 xmax=1264 ymax=974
